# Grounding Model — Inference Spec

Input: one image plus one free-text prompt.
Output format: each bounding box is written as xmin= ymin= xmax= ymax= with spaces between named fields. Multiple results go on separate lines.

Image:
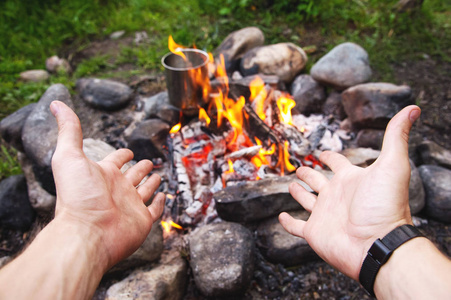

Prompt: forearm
xmin=374 ymin=237 xmax=451 ymax=299
xmin=0 ymin=218 xmax=108 ymax=299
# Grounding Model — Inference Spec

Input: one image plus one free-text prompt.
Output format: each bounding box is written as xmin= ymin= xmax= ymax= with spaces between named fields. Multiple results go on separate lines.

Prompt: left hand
xmin=50 ymin=100 xmax=165 ymax=269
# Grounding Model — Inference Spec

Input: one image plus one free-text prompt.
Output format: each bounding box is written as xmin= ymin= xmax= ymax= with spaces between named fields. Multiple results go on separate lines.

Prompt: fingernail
xmin=50 ymin=101 xmax=59 ymax=116
xmin=409 ymin=108 xmax=421 ymax=123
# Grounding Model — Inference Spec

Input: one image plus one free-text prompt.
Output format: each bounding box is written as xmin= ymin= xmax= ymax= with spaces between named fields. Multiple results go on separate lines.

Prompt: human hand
xmin=50 ymin=100 xmax=165 ymax=270
xmin=279 ymin=105 xmax=421 ymax=280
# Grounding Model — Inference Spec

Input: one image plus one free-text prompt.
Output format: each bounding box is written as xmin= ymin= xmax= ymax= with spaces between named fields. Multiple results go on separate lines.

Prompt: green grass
xmin=0 ymin=145 xmax=22 ymax=180
xmin=0 ymin=0 xmax=449 ymax=178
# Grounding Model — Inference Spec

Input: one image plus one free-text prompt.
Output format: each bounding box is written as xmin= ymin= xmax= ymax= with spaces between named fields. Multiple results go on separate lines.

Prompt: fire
xmin=170 ymin=123 xmax=181 ymax=134
xmin=225 ymin=159 xmax=234 ymax=174
xmin=199 ymin=107 xmax=211 ymax=125
xmin=161 ymin=220 xmax=183 ymax=233
xmin=249 ymin=76 xmax=267 ymax=121
xmin=166 ymin=35 xmax=313 ymax=184
xmin=168 ymin=35 xmax=187 ymax=59
xmin=277 ymin=95 xmax=296 ymax=125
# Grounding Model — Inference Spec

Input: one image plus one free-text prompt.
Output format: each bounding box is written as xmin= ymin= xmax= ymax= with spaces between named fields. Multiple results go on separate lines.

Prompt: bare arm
xmin=0 ymin=101 xmax=165 ymax=299
xmin=279 ymin=105 xmax=451 ymax=298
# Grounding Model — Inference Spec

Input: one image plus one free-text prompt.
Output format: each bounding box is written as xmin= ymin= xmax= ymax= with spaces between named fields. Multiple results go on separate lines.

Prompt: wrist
xmin=359 ymin=224 xmax=423 ymax=296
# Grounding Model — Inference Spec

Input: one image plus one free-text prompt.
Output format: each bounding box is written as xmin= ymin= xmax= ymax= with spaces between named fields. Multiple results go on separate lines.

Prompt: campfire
xmin=159 ymin=36 xmax=345 ymax=231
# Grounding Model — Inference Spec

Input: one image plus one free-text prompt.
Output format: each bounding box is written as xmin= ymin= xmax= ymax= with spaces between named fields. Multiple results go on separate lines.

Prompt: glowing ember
xmin=225 ymin=159 xmax=234 ymax=174
xmin=170 ymin=123 xmax=181 ymax=134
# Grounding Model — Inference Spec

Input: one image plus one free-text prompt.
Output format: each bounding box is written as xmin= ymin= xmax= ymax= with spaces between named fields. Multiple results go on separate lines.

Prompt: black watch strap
xmin=359 ymin=224 xmax=424 ymax=297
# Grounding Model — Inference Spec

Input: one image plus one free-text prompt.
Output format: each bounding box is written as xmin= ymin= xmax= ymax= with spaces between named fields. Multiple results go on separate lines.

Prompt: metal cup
xmin=161 ymin=49 xmax=209 ymax=117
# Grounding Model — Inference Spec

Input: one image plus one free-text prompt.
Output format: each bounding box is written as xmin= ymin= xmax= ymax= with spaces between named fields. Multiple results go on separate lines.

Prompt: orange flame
xmin=168 ymin=35 xmax=187 ymax=59
xmin=284 ymin=141 xmax=296 ymax=172
xmin=225 ymin=159 xmax=234 ymax=174
xmin=199 ymin=107 xmax=211 ymax=126
xmin=170 ymin=123 xmax=181 ymax=134
xmin=277 ymin=96 xmax=296 ymax=125
xmin=161 ymin=220 xmax=183 ymax=233
xmin=249 ymin=76 xmax=267 ymax=121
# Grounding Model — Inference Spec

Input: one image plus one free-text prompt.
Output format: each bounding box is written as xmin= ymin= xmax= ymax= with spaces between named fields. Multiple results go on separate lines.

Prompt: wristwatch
xmin=359 ymin=224 xmax=424 ymax=297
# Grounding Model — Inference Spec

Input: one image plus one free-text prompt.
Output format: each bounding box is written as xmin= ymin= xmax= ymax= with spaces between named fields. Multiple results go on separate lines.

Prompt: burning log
xmin=243 ymin=104 xmax=280 ymax=147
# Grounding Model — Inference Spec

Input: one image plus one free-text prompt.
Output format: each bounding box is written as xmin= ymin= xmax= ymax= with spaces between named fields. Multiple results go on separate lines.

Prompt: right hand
xmin=279 ymin=105 xmax=421 ymax=280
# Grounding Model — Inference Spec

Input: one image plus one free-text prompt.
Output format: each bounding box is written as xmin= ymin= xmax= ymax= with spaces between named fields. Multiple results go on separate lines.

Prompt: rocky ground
xmin=1 ymin=31 xmax=450 ymax=299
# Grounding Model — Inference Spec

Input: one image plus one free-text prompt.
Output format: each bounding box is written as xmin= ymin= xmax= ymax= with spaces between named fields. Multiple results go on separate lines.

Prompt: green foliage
xmin=0 ymin=145 xmax=22 ymax=180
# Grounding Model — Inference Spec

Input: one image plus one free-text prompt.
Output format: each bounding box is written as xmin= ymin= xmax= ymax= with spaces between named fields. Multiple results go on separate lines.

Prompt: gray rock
xmin=342 ymin=83 xmax=413 ymax=129
xmin=215 ymin=175 xmax=304 ymax=223
xmin=256 ymin=210 xmax=317 ymax=266
xmin=240 ymin=43 xmax=308 ymax=83
xmin=18 ymin=153 xmax=56 ymax=213
xmin=0 ymin=103 xmax=36 ymax=152
xmin=0 ymin=175 xmax=35 ymax=230
xmin=322 ymin=91 xmax=346 ymax=120
xmin=290 ymin=75 xmax=326 ymax=115
xmin=409 ymin=160 xmax=425 ymax=215
xmin=22 ymin=84 xmax=73 ymax=194
xmin=109 ymin=30 xmax=126 ymax=40
xmin=214 ymin=27 xmax=265 ymax=73
xmin=19 ymin=70 xmax=49 ymax=82
xmin=189 ymin=222 xmax=255 ymax=297
xmin=126 ymin=119 xmax=170 ymax=161
xmin=143 ymin=92 xmax=180 ymax=126
xmin=310 ymin=42 xmax=372 ymax=90
xmin=76 ymin=78 xmax=133 ymax=111
xmin=340 ymin=147 xmax=380 ymax=167
xmin=106 ymin=250 xmax=187 ymax=300
xmin=356 ymin=129 xmax=385 ymax=150
xmin=45 ymin=56 xmax=71 ymax=74
xmin=108 ymin=223 xmax=164 ymax=274
xmin=417 ymin=140 xmax=451 ymax=169
xmin=418 ymin=165 xmax=451 ymax=223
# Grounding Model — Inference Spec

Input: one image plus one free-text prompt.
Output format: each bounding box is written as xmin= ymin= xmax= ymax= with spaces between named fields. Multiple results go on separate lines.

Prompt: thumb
xmin=378 ymin=105 xmax=421 ymax=165
xmin=50 ymin=101 xmax=83 ymax=155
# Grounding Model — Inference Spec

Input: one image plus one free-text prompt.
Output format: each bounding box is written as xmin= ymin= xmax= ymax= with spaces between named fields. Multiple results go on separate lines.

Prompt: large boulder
xmin=214 ymin=27 xmax=265 ymax=74
xmin=240 ymin=43 xmax=308 ymax=83
xmin=0 ymin=103 xmax=36 ymax=152
xmin=310 ymin=42 xmax=372 ymax=90
xmin=342 ymin=83 xmax=413 ymax=129
xmin=290 ymin=75 xmax=326 ymax=115
xmin=418 ymin=165 xmax=451 ymax=223
xmin=188 ymin=222 xmax=255 ymax=297
xmin=256 ymin=210 xmax=317 ymax=266
xmin=322 ymin=91 xmax=346 ymax=120
xmin=21 ymin=84 xmax=73 ymax=194
xmin=0 ymin=175 xmax=35 ymax=231
xmin=76 ymin=78 xmax=133 ymax=111
xmin=356 ymin=129 xmax=385 ymax=150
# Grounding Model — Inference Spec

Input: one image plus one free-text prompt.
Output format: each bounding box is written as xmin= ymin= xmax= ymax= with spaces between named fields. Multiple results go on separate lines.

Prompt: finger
xmin=50 ymin=101 xmax=83 ymax=155
xmin=102 ymin=149 xmax=134 ymax=169
xmin=319 ymin=151 xmax=352 ymax=173
xmin=279 ymin=212 xmax=306 ymax=238
xmin=379 ymin=105 xmax=421 ymax=166
xmin=296 ymin=166 xmax=329 ymax=193
xmin=147 ymin=192 xmax=165 ymax=221
xmin=137 ymin=173 xmax=162 ymax=202
xmin=124 ymin=160 xmax=154 ymax=186
xmin=289 ymin=182 xmax=316 ymax=212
